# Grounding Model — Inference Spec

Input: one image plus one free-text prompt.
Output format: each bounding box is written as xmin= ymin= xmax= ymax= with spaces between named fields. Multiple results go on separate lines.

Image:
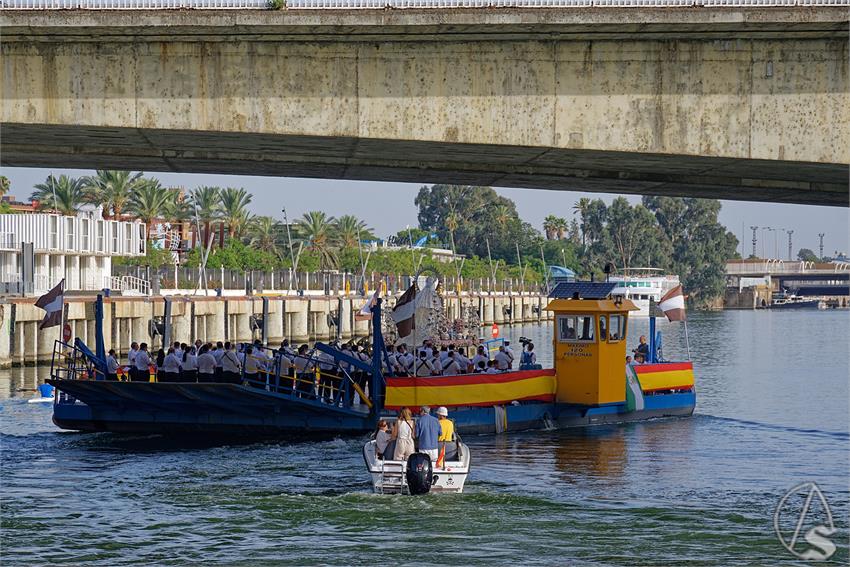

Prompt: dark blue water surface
xmin=2 ymin=310 xmax=848 ymax=565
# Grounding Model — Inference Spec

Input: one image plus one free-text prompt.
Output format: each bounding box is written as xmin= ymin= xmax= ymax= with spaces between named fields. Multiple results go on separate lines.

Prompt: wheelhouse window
xmin=609 ymin=314 xmax=625 ymax=342
xmin=599 ymin=315 xmax=608 ymax=341
xmin=557 ymin=315 xmax=595 ymax=343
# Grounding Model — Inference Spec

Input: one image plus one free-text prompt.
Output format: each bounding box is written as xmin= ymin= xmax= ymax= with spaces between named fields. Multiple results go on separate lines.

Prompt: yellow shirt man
xmin=438 ymin=416 xmax=454 ymax=442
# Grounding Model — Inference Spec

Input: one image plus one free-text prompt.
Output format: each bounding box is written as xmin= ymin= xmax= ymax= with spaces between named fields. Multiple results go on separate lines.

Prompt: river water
xmin=2 ymin=311 xmax=848 ymax=565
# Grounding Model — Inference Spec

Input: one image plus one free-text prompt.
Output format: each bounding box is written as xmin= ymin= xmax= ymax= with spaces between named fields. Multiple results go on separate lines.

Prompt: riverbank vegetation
xmin=16 ymin=171 xmax=738 ymax=306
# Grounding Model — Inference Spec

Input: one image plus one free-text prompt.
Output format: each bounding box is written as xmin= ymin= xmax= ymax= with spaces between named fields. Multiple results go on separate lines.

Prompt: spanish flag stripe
xmin=387 ymin=368 xmax=556 ymax=389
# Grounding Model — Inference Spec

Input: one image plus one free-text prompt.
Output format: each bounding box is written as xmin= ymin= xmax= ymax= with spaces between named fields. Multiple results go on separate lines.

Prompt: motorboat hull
xmin=363 ymin=440 xmax=471 ymax=494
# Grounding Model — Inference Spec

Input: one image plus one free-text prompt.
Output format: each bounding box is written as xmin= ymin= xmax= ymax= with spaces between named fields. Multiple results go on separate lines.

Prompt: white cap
xmin=436 ymin=406 xmax=448 ymax=417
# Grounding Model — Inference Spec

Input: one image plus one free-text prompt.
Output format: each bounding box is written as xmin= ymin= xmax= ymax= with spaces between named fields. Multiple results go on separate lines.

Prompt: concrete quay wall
xmin=0 ymin=292 xmax=552 ymax=367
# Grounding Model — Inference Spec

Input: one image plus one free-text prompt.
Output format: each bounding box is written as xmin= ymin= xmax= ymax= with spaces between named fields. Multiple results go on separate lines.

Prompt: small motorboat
xmin=28 ymin=384 xmax=55 ymax=403
xmin=363 ymin=437 xmax=471 ymax=494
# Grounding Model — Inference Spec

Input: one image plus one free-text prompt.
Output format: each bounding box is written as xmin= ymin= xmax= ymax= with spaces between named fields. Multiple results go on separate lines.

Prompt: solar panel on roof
xmin=548 ymin=282 xmax=617 ymax=300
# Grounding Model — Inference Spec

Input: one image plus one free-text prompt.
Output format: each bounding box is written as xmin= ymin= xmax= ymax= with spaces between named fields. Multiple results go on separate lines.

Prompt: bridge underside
xmin=1 ymin=8 xmax=848 ymax=205
xmin=2 ymin=123 xmax=846 ymax=205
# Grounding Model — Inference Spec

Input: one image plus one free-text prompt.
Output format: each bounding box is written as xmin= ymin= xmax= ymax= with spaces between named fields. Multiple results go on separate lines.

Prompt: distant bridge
xmin=1 ymin=7 xmax=848 ymax=206
xmin=726 ymin=260 xmax=850 ymax=296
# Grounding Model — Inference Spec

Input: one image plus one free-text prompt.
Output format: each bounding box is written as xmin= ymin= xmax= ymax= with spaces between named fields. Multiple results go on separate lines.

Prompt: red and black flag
xmin=35 ymin=279 xmax=65 ymax=329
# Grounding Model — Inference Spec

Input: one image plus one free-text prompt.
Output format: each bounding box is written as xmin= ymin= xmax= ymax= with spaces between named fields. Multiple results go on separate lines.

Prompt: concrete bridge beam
xmin=1 ymin=8 xmax=847 ymax=206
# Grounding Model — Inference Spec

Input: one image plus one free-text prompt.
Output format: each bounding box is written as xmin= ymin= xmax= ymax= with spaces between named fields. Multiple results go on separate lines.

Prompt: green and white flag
xmin=625 ymin=365 xmax=645 ymax=412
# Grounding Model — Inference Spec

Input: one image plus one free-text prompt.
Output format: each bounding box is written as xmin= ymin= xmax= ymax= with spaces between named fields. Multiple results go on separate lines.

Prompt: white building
xmin=0 ymin=213 xmax=147 ymax=295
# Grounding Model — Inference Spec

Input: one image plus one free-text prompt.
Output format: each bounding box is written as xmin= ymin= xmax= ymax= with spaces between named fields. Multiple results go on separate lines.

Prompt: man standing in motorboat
xmin=415 ymin=406 xmax=442 ymax=462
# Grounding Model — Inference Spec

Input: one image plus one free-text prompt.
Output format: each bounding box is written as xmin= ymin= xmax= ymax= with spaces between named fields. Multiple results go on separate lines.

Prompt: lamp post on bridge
xmin=785 ymin=229 xmax=794 ymax=261
xmin=749 ymin=226 xmax=758 ymax=258
xmin=818 ymin=233 xmax=826 ymax=261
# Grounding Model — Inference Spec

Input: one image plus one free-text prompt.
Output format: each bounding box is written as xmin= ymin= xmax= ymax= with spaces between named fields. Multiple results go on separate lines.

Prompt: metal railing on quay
xmin=3 ymin=0 xmax=848 ymax=8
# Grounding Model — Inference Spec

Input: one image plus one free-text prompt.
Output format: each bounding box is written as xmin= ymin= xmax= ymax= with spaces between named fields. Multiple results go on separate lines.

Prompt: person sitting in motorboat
xmin=36 ymin=382 xmax=54 ymax=399
xmin=486 ymin=360 xmax=501 ymax=374
xmin=633 ymin=336 xmax=649 ymax=360
xmin=625 ymin=355 xmax=633 ymax=365
xmin=392 ymin=407 xmax=416 ymax=461
xmin=415 ymin=406 xmax=441 ymax=462
xmin=474 ymin=360 xmax=487 ymax=373
xmin=375 ymin=419 xmax=391 ymax=460
xmin=633 ymin=353 xmax=645 ymax=365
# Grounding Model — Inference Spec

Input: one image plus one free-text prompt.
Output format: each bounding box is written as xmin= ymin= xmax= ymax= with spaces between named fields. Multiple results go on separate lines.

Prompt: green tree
xmin=643 ymin=196 xmax=738 ymax=307
xmin=83 ymin=170 xmax=144 ymax=218
xmin=31 ymin=174 xmax=88 ymax=215
xmin=247 ymin=215 xmax=283 ymax=258
xmin=543 ymin=215 xmax=559 ymax=240
xmin=220 ymin=187 xmax=252 ymax=239
xmin=572 ymin=197 xmax=591 ymax=248
xmin=797 ymin=248 xmax=819 ymax=262
xmin=0 ymin=175 xmax=10 ymax=198
xmin=334 ymin=215 xmax=376 ymax=249
xmin=127 ymin=179 xmax=173 ymax=229
xmin=296 ymin=210 xmax=338 ymax=270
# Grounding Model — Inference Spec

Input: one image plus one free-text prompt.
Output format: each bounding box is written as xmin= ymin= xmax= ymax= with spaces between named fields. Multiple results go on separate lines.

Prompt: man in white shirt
xmin=197 ymin=347 xmax=216 ymax=382
xmin=415 ymin=351 xmax=435 ymax=377
xmin=504 ymin=341 xmax=515 ymax=369
xmin=471 ymin=346 xmax=488 ymax=370
xmin=441 ymin=351 xmax=461 ymax=375
xmin=494 ymin=346 xmax=511 ymax=371
xmin=456 ymin=347 xmax=470 ymax=373
xmin=133 ymin=343 xmax=151 ymax=382
xmin=221 ymin=343 xmax=243 ymax=384
xmin=127 ymin=342 xmax=139 ymax=367
xmin=106 ymin=348 xmax=120 ymax=381
xmin=213 ymin=341 xmax=226 ymax=381
xmin=161 ymin=348 xmax=183 ymax=382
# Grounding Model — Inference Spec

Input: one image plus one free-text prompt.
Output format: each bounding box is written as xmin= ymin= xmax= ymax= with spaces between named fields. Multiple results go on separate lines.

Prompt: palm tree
xmin=0 ymin=175 xmax=9 ymax=198
xmin=334 ymin=215 xmax=375 ymax=249
xmin=554 ymin=216 xmax=569 ymax=240
xmin=31 ymin=174 xmax=88 ymax=215
xmin=189 ymin=186 xmax=221 ymax=247
xmin=573 ymin=198 xmax=591 ymax=247
xmin=127 ymin=179 xmax=172 ymax=230
xmin=493 ymin=204 xmax=512 ymax=233
xmin=296 ymin=210 xmax=338 ymax=270
xmin=83 ymin=170 xmax=144 ymax=218
xmin=162 ymin=189 xmax=193 ymax=223
xmin=220 ymin=187 xmax=252 ymax=240
xmin=248 ymin=215 xmax=282 ymax=257
xmin=543 ymin=215 xmax=559 ymax=240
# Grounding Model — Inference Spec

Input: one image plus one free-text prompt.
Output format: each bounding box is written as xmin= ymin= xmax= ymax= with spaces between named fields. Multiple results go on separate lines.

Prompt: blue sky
xmin=4 ymin=167 xmax=848 ymax=259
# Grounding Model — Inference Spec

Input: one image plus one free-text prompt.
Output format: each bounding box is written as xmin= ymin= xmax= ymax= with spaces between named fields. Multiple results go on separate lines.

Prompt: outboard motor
xmin=405 ymin=453 xmax=433 ymax=495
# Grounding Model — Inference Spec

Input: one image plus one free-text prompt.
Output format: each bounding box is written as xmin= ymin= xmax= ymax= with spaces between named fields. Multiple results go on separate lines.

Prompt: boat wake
xmin=695 ymin=413 xmax=849 ymax=440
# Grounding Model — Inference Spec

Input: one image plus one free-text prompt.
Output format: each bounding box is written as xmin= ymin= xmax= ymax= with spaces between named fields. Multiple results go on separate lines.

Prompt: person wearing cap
xmin=436 ymin=406 xmax=454 ymax=442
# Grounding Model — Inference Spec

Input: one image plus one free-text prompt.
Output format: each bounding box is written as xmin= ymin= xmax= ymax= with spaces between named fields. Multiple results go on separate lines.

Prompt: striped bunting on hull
xmin=385 ymin=369 xmax=556 ymax=409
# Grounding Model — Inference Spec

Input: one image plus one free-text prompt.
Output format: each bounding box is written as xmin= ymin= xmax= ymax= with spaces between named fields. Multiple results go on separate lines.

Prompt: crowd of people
xmin=104 ymin=336 xmax=539 ymax=384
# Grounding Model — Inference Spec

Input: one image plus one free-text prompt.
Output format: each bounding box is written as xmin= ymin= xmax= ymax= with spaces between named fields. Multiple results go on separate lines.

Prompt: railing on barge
xmin=238 ymin=344 xmax=376 ymax=412
xmin=49 ymin=338 xmax=378 ymax=413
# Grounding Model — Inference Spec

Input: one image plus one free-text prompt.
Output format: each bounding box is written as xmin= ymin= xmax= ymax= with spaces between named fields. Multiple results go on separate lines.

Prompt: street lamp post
xmin=785 ymin=229 xmax=794 ymax=261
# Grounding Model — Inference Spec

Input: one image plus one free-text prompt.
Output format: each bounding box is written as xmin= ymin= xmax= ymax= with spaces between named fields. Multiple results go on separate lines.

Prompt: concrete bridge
xmin=1 ymin=8 xmax=848 ymax=206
